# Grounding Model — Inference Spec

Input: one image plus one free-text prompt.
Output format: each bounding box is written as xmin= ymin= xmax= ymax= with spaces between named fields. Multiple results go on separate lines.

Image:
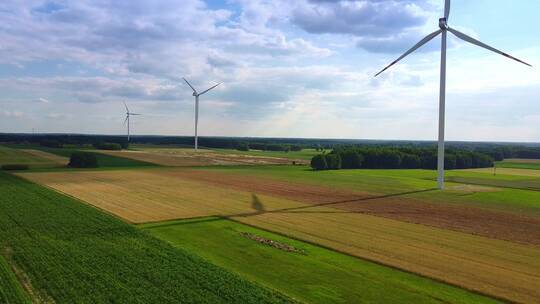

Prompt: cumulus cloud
xmin=291 ymin=0 xmax=439 ymax=53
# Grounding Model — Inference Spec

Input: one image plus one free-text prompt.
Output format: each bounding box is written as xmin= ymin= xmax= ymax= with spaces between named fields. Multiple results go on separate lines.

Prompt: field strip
xmin=21 ymin=149 xmax=69 ymax=165
xmin=17 ymin=169 xmax=540 ymax=303
xmin=462 ymin=167 xmax=540 ymax=177
xmin=504 ymin=158 xmax=540 ymax=164
xmin=98 ymin=149 xmax=299 ymax=167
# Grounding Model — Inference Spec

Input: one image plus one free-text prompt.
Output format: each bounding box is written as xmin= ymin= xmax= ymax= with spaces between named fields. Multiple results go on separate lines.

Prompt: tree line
xmin=311 ymin=146 xmax=495 ymax=171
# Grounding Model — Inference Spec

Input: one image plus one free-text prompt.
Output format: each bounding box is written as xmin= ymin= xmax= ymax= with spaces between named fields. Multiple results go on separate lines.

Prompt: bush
xmin=325 ymin=154 xmax=342 ymax=170
xmin=93 ymin=142 xmax=122 ymax=150
xmin=1 ymin=164 xmax=29 ymax=170
xmin=310 ymin=154 xmax=327 ymax=170
xmin=69 ymin=152 xmax=98 ymax=168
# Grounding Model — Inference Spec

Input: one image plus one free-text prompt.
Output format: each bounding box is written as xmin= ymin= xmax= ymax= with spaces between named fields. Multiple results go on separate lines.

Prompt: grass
xmin=0 ymin=172 xmax=293 ymax=303
xmin=0 ymin=255 xmax=30 ymax=304
xmin=142 ymin=217 xmax=499 ymax=304
xmin=18 ymin=168 xmax=540 ymax=303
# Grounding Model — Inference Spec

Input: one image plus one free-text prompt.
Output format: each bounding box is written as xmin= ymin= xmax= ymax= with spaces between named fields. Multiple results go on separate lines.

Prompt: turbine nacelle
xmin=439 ymin=18 xmax=448 ymax=30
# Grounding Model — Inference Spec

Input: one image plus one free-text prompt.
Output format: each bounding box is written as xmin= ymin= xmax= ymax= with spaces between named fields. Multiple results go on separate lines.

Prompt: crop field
xmin=496 ymin=158 xmax=540 ymax=170
xmin=0 ymin=145 xmax=64 ymax=168
xmin=210 ymin=148 xmax=324 ymax=161
xmin=0 ymin=172 xmax=292 ymax=303
xmin=19 ymin=167 xmax=540 ymax=303
xmin=143 ymin=217 xmax=499 ymax=304
xmin=37 ymin=147 xmax=157 ymax=168
xmin=0 ymin=254 xmax=30 ymax=304
xmin=99 ymin=147 xmax=306 ymax=167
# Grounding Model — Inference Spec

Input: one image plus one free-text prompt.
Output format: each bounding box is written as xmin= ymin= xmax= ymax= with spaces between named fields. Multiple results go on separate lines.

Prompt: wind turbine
xmin=183 ymin=78 xmax=221 ymax=151
xmin=375 ymin=0 xmax=531 ymax=190
xmin=123 ymin=102 xmax=141 ymax=142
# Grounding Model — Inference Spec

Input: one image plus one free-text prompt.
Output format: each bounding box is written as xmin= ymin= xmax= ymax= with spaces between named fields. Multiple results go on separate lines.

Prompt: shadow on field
xmin=232 ymin=188 xmax=437 ymax=218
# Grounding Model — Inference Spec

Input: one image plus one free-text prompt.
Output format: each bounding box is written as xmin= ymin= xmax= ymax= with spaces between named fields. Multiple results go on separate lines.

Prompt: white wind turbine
xmin=123 ymin=102 xmax=141 ymax=142
xmin=375 ymin=0 xmax=531 ymax=190
xmin=183 ymin=78 xmax=221 ymax=151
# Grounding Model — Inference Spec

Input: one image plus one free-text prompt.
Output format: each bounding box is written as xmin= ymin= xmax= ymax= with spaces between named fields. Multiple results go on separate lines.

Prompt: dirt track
xmin=169 ymin=169 xmax=540 ymax=246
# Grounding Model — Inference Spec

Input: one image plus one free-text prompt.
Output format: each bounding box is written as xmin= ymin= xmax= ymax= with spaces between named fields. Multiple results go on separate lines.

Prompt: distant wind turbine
xmin=183 ymin=78 xmax=221 ymax=151
xmin=375 ymin=0 xmax=531 ymax=190
xmin=123 ymin=102 xmax=141 ymax=142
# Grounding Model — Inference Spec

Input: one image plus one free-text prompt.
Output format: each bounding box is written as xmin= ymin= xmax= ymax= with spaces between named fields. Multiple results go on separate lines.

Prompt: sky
xmin=0 ymin=0 xmax=539 ymax=142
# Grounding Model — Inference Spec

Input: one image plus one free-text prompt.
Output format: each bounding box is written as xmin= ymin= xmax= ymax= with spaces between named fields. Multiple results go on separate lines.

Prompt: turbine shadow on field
xmin=234 ymin=188 xmax=437 ymax=218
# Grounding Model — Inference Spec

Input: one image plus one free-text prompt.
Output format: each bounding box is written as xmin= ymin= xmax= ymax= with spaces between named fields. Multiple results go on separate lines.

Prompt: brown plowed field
xmin=164 ymin=169 xmax=540 ymax=246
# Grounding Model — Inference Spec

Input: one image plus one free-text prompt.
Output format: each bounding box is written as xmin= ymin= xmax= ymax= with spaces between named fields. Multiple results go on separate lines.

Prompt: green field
xmin=143 ymin=217 xmax=499 ymax=304
xmin=0 ymin=172 xmax=292 ymax=303
xmin=496 ymin=160 xmax=540 ymax=170
xmin=0 ymin=255 xmax=30 ymax=304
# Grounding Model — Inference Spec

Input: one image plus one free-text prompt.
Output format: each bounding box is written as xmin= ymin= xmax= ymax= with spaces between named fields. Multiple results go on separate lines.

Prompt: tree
xmin=455 ymin=152 xmax=473 ymax=169
xmin=69 ymin=152 xmax=98 ymax=168
xmin=325 ymin=154 xmax=342 ymax=170
xmin=401 ymin=154 xmax=420 ymax=169
xmin=340 ymin=150 xmax=364 ymax=169
xmin=444 ymin=154 xmax=457 ymax=170
xmin=310 ymin=154 xmax=327 ymax=170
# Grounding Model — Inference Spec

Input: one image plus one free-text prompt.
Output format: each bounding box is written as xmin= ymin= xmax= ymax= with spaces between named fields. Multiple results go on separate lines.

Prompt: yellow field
xmin=19 ymin=169 xmax=540 ymax=303
xmin=0 ymin=146 xmax=65 ymax=168
xmin=21 ymin=149 xmax=69 ymax=166
xmin=98 ymin=148 xmax=302 ymax=167
xmin=464 ymin=167 xmax=540 ymax=177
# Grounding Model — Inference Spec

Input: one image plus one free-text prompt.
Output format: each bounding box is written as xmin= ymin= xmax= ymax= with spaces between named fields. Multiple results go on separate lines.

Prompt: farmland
xmin=0 ymin=254 xmax=30 ymax=304
xmin=0 ymin=172 xmax=293 ymax=303
xmin=98 ymin=146 xmax=306 ymax=166
xmin=19 ymin=165 xmax=540 ymax=303
xmin=0 ymin=145 xmax=65 ymax=169
xmin=496 ymin=158 xmax=540 ymax=170
xmin=143 ymin=217 xmax=499 ymax=304
xmin=4 ymin=142 xmax=540 ymax=303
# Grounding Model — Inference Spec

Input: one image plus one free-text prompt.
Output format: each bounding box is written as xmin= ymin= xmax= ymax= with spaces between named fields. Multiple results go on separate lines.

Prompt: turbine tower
xmin=183 ymin=78 xmax=221 ymax=151
xmin=375 ymin=0 xmax=531 ymax=190
xmin=123 ymin=102 xmax=141 ymax=142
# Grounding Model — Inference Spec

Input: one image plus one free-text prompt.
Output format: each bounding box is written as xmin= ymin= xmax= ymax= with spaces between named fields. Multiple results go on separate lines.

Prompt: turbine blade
xmin=444 ymin=0 xmax=450 ymax=20
xmin=123 ymin=101 xmax=129 ymax=113
xmin=123 ymin=115 xmax=128 ymax=125
xmin=448 ymin=27 xmax=532 ymax=67
xmin=374 ymin=29 xmax=442 ymax=77
xmin=199 ymin=82 xmax=221 ymax=95
xmin=130 ymin=113 xmax=142 ymax=115
xmin=183 ymin=78 xmax=197 ymax=94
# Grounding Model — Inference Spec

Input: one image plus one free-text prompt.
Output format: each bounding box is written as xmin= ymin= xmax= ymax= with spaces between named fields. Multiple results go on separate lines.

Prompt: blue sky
xmin=0 ymin=0 xmax=539 ymax=141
